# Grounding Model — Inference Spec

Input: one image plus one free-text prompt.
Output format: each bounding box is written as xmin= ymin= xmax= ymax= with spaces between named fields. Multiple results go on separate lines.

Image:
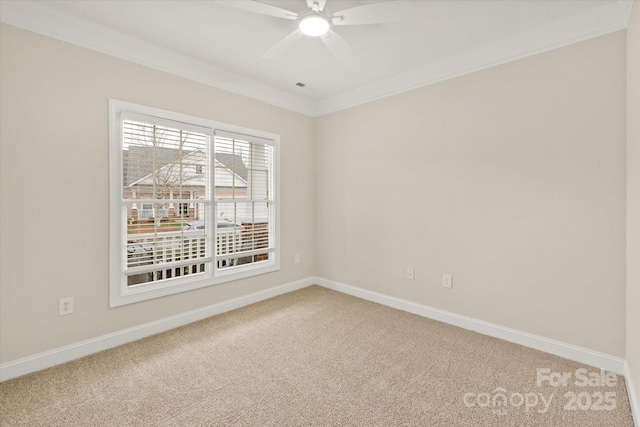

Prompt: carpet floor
xmin=0 ymin=285 xmax=635 ymax=426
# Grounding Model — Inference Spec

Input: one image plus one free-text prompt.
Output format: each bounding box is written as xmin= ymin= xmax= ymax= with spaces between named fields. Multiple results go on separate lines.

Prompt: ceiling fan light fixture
xmin=299 ymin=14 xmax=330 ymax=37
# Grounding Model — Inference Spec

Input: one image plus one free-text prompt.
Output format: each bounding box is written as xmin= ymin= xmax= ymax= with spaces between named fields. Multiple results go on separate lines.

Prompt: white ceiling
xmin=0 ymin=0 xmax=633 ymax=116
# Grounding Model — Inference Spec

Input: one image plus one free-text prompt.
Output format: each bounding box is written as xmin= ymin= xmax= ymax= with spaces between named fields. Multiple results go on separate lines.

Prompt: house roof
xmin=215 ymin=152 xmax=248 ymax=181
xmin=127 ymin=149 xmax=248 ymax=188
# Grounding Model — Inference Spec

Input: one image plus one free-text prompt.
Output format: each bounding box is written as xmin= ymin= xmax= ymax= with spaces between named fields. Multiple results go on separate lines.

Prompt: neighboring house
xmin=123 ymin=148 xmax=248 ymax=222
xmin=123 ymin=147 xmax=269 ymax=284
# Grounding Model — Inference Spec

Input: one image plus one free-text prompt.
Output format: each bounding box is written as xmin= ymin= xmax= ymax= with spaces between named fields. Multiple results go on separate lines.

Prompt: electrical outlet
xmin=59 ymin=297 xmax=73 ymax=316
xmin=443 ymin=274 xmax=453 ymax=289
xmin=294 ymin=253 xmax=300 ymax=264
xmin=406 ymin=268 xmax=415 ymax=280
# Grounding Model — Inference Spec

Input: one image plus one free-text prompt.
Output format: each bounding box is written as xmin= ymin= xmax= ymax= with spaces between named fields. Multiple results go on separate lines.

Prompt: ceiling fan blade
xmin=262 ymin=30 xmax=305 ymax=59
xmin=320 ymin=30 xmax=356 ymax=65
xmin=215 ymin=1 xmax=298 ymax=20
xmin=306 ymin=0 xmax=327 ymax=12
xmin=332 ymin=1 xmax=408 ymax=25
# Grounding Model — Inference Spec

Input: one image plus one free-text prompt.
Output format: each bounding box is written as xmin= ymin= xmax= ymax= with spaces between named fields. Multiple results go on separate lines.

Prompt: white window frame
xmin=109 ymin=99 xmax=280 ymax=307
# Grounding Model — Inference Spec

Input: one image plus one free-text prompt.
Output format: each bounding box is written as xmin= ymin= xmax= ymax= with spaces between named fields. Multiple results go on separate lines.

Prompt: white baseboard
xmin=625 ymin=361 xmax=640 ymax=427
xmin=315 ymin=277 xmax=627 ymax=375
xmin=0 ymin=277 xmax=315 ymax=382
xmin=1 ymin=275 xmax=631 ymax=396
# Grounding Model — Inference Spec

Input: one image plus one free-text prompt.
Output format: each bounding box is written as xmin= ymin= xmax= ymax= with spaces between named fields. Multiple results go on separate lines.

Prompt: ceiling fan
xmin=216 ymin=0 xmax=400 ymax=65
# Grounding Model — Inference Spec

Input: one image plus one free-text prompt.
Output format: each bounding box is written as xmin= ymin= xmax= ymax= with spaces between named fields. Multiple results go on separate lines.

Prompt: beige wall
xmin=0 ymin=24 xmax=316 ymax=363
xmin=316 ymin=31 xmax=627 ymax=356
xmin=627 ymin=0 xmax=640 ymax=411
xmin=0 ymin=21 xmax=632 ymax=367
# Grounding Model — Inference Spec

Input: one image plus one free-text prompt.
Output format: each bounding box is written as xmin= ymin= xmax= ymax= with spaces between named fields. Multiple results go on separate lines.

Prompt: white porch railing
xmin=137 ymin=208 xmax=169 ymax=220
xmin=126 ymin=228 xmax=241 ymax=285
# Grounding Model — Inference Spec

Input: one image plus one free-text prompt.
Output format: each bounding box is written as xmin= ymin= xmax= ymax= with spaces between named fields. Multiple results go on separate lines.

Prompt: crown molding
xmin=0 ymin=0 xmax=633 ymax=117
xmin=0 ymin=0 xmax=317 ymax=116
xmin=315 ymin=0 xmax=633 ymax=116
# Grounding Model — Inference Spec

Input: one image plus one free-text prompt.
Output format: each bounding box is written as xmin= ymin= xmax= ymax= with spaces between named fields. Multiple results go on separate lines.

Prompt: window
xmin=109 ymin=100 xmax=279 ymax=307
xmin=178 ymin=203 xmax=189 ymax=217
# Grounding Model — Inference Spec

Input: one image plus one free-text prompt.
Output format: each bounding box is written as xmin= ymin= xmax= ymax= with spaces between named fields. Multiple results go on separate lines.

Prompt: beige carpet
xmin=0 ymin=286 xmax=634 ymax=426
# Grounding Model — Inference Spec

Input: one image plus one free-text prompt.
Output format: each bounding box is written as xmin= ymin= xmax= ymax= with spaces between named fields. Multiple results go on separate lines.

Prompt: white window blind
xmin=122 ymin=114 xmax=213 ymax=287
xmin=109 ymin=100 xmax=280 ymax=307
xmin=214 ymin=131 xmax=276 ymax=270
